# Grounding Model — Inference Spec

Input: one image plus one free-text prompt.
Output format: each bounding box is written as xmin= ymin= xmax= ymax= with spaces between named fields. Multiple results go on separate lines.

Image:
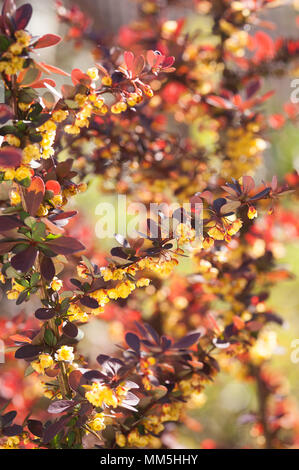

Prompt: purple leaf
xmin=27 ymin=419 xmax=43 ymax=437
xmin=0 ymin=104 xmax=14 ymax=124
xmin=62 ymin=322 xmax=78 ymax=338
xmin=80 ymin=296 xmax=99 ymax=309
xmin=1 ymin=410 xmax=16 ymax=427
xmin=35 ymin=307 xmax=56 ymax=320
xmin=3 ymin=424 xmax=23 ymax=436
xmin=11 ymin=245 xmax=37 ymax=272
xmin=48 ymin=400 xmax=75 ymax=414
xmin=15 ymin=344 xmax=41 ymax=359
xmin=68 ymin=370 xmax=83 ymax=392
xmin=173 ymin=332 xmax=201 ymax=349
xmin=43 ymin=415 xmax=70 ymax=444
xmin=40 ymin=256 xmax=55 ymax=281
xmin=15 ymin=3 xmax=32 ymax=30
xmin=46 ymin=236 xmax=85 ymax=255
xmin=125 ymin=332 xmax=140 ymax=353
xmin=0 ymin=215 xmax=21 ymax=232
xmin=0 ymin=147 xmax=22 ymax=167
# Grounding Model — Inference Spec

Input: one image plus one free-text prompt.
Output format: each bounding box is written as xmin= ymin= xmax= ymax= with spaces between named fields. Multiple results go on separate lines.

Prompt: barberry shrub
xmin=0 ymin=0 xmax=299 ymax=450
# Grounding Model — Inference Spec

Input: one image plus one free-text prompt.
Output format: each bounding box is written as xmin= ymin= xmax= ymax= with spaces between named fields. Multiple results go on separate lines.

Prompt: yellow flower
xmin=208 ymin=226 xmax=225 ymax=240
xmin=64 ymin=124 xmax=80 ymax=135
xmin=15 ymin=30 xmax=31 ymax=47
xmin=18 ymin=102 xmax=31 ymax=111
xmin=50 ymin=278 xmax=62 ymax=291
xmin=85 ymin=382 xmax=118 ymax=408
xmin=227 ymin=219 xmax=243 ymax=236
xmin=31 ymin=353 xmax=54 ymax=374
xmin=116 ymin=433 xmax=126 ymax=447
xmin=55 ymin=345 xmax=74 ymax=363
xmin=101 ymin=76 xmax=112 ymax=86
xmin=136 ymin=277 xmax=150 ymax=288
xmin=75 ymin=93 xmax=88 ymax=106
xmin=250 ymin=331 xmax=277 ymax=365
xmin=67 ymin=303 xmax=89 ymax=322
xmin=7 ymin=279 xmax=25 ymax=300
xmin=88 ymin=413 xmax=106 ymax=431
xmin=248 ymin=206 xmax=258 ymax=219
xmin=111 ymin=102 xmax=127 ymax=114
xmin=23 ymin=144 xmax=40 ymax=164
xmin=15 ymin=166 xmax=31 ymax=181
xmin=5 ymin=134 xmax=21 ymax=147
xmin=4 ymin=168 xmax=15 ymax=180
xmin=52 ymin=110 xmax=68 ymax=122
xmin=127 ymin=429 xmax=149 ymax=448
xmin=87 ymin=67 xmax=99 ymax=81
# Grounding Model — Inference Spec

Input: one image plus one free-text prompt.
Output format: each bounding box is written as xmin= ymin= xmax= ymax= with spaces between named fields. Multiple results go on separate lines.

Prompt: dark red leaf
xmin=68 ymin=370 xmax=83 ymax=392
xmin=15 ymin=344 xmax=41 ymax=359
xmin=3 ymin=424 xmax=23 ymax=436
xmin=206 ymin=95 xmax=233 ymax=109
xmin=71 ymin=68 xmax=91 ymax=86
xmin=24 ymin=176 xmax=45 ymax=217
xmin=46 ymin=236 xmax=85 ymax=255
xmin=48 ymin=400 xmax=75 ymax=414
xmin=2 ymin=0 xmax=16 ymax=19
xmin=0 ymin=215 xmax=21 ymax=232
xmin=80 ymin=296 xmax=99 ymax=309
xmin=173 ymin=332 xmax=201 ymax=349
xmin=125 ymin=332 xmax=140 ymax=352
xmin=11 ymin=245 xmax=37 ymax=272
xmin=27 ymin=419 xmax=43 ymax=437
xmin=43 ymin=415 xmax=70 ymax=444
xmin=35 ymin=307 xmax=56 ymax=320
xmin=0 ymin=104 xmax=14 ymax=124
xmin=62 ymin=322 xmax=78 ymax=338
xmin=1 ymin=410 xmax=16 ymax=427
xmin=40 ymin=256 xmax=55 ymax=281
xmin=250 ymin=187 xmax=271 ymax=201
xmin=0 ymin=240 xmax=18 ymax=255
xmin=33 ymin=34 xmax=61 ymax=49
xmin=15 ymin=3 xmax=32 ymax=30
xmin=0 ymin=147 xmax=22 ymax=168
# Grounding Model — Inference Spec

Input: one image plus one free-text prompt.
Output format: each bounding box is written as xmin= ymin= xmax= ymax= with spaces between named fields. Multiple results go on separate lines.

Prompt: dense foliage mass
xmin=0 ymin=0 xmax=299 ymax=449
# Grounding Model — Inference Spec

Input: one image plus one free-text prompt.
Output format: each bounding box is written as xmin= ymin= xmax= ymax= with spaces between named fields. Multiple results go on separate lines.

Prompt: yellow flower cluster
xmin=4 ymin=134 xmax=21 ymax=147
xmin=220 ymin=19 xmax=249 ymax=57
xmin=37 ymin=119 xmax=57 ymax=159
xmin=50 ymin=278 xmax=63 ymax=291
xmin=31 ymin=353 xmax=54 ymax=374
xmin=64 ymin=88 xmax=107 ymax=135
xmin=116 ymin=402 xmax=183 ymax=448
xmin=1 ymin=165 xmax=32 ymax=182
xmin=22 ymin=144 xmax=41 ymax=164
xmin=54 ymin=345 xmax=74 ymax=363
xmin=67 ymin=303 xmax=90 ymax=322
xmin=250 ymin=330 xmax=277 ymax=365
xmin=224 ymin=124 xmax=266 ymax=178
xmin=7 ymin=279 xmax=26 ymax=300
xmin=175 ymin=223 xmax=196 ymax=244
xmin=85 ymin=382 xmax=118 ymax=408
xmin=0 ymin=30 xmax=30 ymax=75
xmin=0 ymin=436 xmax=20 ymax=449
xmin=88 ymin=412 xmax=106 ymax=432
xmin=206 ymin=217 xmax=243 ymax=243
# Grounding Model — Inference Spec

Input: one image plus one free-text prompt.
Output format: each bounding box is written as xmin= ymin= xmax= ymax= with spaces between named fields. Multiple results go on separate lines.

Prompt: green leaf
xmin=44 ymin=329 xmax=57 ymax=347
xmin=24 ymin=365 xmax=35 ymax=377
xmin=0 ymin=35 xmax=12 ymax=52
xmin=24 ymin=216 xmax=37 ymax=228
xmin=30 ymin=272 xmax=40 ymax=287
xmin=32 ymin=222 xmax=46 ymax=241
